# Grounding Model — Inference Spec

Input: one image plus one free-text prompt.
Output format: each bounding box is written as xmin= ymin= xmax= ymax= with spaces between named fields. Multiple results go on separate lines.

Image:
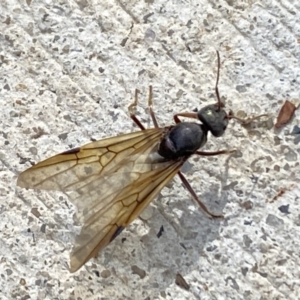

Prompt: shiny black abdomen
xmin=158 ymin=122 xmax=208 ymax=160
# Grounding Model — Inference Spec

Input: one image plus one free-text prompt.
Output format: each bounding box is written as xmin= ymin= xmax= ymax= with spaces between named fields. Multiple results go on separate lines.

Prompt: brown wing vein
xmin=17 ymin=128 xmax=163 ymax=191
xmin=70 ymin=159 xmax=184 ymax=272
xmin=17 ymin=126 xmax=185 ymax=273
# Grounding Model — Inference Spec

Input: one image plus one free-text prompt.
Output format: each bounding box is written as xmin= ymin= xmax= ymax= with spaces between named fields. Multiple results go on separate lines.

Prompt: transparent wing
xmin=17 ymin=128 xmax=164 ymax=191
xmin=69 ymin=156 xmax=184 ymax=272
xmin=17 ymin=127 xmax=186 ymax=272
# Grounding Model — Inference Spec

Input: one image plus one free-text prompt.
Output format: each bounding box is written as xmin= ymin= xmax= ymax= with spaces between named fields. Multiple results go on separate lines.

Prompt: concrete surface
xmin=0 ymin=0 xmax=300 ymax=299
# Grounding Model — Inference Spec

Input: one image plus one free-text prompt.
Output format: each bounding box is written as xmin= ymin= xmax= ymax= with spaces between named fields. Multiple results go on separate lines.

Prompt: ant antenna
xmin=215 ymin=50 xmax=222 ymax=111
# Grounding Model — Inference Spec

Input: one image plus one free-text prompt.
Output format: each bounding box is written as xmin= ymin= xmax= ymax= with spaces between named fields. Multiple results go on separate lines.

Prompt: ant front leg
xmin=195 ymin=149 xmax=236 ymax=156
xmin=173 ymin=112 xmax=199 ymax=124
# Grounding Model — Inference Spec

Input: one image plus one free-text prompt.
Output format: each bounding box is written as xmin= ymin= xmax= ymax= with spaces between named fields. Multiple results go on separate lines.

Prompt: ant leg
xmin=173 ymin=112 xmax=198 ymax=124
xmin=128 ymin=86 xmax=160 ymax=130
xmin=128 ymin=89 xmax=146 ymax=130
xmin=177 ymin=171 xmax=223 ymax=219
xmin=147 ymin=86 xmax=159 ymax=128
xmin=195 ymin=149 xmax=236 ymax=156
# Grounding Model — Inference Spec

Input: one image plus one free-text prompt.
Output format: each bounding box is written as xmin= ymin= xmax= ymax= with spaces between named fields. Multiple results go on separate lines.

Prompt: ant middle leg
xmin=128 ymin=88 xmax=146 ymax=130
xmin=147 ymin=86 xmax=159 ymax=128
xmin=177 ymin=171 xmax=223 ymax=219
xmin=128 ymin=86 xmax=160 ymax=130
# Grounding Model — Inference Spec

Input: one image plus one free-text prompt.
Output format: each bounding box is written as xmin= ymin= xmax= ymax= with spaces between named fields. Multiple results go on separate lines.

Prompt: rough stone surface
xmin=1 ymin=1 xmax=300 ymax=299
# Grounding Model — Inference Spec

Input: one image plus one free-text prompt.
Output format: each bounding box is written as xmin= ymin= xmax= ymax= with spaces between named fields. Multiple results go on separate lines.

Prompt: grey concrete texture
xmin=0 ymin=0 xmax=300 ymax=299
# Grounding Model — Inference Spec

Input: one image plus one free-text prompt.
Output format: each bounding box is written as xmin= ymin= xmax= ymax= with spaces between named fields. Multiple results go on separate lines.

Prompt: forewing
xmin=17 ymin=126 xmax=184 ymax=272
xmin=17 ymin=128 xmax=164 ymax=191
xmin=69 ymin=157 xmax=184 ymax=272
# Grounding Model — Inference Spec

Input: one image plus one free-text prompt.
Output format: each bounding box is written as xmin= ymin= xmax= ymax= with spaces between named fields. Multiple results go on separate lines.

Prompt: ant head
xmin=197 ymin=50 xmax=232 ymax=137
xmin=197 ymin=103 xmax=229 ymax=137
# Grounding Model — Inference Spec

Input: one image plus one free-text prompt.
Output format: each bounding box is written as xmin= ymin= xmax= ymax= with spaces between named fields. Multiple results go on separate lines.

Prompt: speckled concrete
xmin=0 ymin=1 xmax=300 ymax=299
